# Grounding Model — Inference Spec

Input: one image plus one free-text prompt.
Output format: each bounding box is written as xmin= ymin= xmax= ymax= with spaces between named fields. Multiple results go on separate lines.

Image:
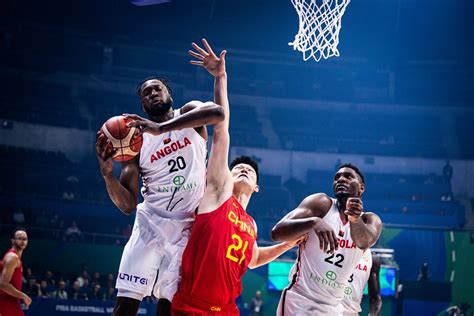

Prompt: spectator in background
xmin=65 ymin=221 xmax=82 ymax=242
xmin=70 ymin=281 xmax=88 ymax=300
xmin=25 ymin=277 xmax=41 ymax=297
xmin=39 ymin=280 xmax=53 ymax=298
xmin=76 ymin=270 xmax=90 ymax=288
xmin=441 ymin=193 xmax=452 ymax=202
xmin=417 ymin=262 xmax=431 ymax=281
xmin=91 ymin=272 xmax=101 ymax=288
xmin=89 ymin=284 xmax=104 ymax=301
xmin=12 ymin=209 xmax=25 ymax=225
xmin=62 ymin=191 xmax=75 ymax=200
xmin=249 ymin=290 xmax=264 ymax=316
xmin=105 ymin=273 xmax=114 ymax=289
xmin=106 ymin=286 xmax=117 ymax=301
xmin=443 ymin=159 xmax=453 ymax=185
xmin=22 ymin=267 xmax=33 ymax=288
xmin=43 ymin=270 xmax=56 ymax=286
xmin=52 ymin=280 xmax=68 ymax=299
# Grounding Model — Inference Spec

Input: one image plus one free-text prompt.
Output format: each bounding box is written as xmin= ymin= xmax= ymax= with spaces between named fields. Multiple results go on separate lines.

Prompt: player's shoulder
xmin=300 ymin=193 xmax=332 ymax=214
xmin=3 ymin=252 xmax=20 ymax=265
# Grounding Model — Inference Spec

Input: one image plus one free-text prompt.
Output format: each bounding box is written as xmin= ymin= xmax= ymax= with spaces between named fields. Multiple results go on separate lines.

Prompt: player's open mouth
xmin=239 ymin=174 xmax=249 ymax=179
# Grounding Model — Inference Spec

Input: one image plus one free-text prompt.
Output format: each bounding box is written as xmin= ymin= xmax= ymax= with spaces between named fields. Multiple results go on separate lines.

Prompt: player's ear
xmin=253 ymin=184 xmax=260 ymax=193
xmin=359 ymin=182 xmax=365 ymax=196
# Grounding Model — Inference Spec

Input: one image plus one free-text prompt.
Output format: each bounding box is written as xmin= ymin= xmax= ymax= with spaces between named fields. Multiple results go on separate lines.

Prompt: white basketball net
xmin=289 ymin=0 xmax=350 ymax=62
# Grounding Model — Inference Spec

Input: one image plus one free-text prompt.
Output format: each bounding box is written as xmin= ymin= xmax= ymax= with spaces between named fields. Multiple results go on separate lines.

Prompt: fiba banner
xmin=24 ymin=298 xmax=156 ymax=316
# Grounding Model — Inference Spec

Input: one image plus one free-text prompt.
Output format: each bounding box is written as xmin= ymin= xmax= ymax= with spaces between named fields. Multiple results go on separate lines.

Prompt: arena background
xmin=1 ymin=0 xmax=473 ymax=315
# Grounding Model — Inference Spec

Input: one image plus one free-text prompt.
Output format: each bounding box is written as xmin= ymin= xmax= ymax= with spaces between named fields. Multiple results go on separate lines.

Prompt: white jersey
xmin=340 ymin=249 xmax=373 ymax=315
xmin=138 ymin=109 xmax=207 ymax=219
xmin=278 ymin=198 xmax=365 ymax=315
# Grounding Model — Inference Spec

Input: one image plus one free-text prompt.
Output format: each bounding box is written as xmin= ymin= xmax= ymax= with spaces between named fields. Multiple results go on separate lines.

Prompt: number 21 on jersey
xmin=226 ymin=233 xmax=249 ymax=265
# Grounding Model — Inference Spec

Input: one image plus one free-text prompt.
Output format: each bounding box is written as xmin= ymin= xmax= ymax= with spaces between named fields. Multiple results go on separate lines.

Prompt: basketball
xmin=99 ymin=116 xmax=143 ymax=161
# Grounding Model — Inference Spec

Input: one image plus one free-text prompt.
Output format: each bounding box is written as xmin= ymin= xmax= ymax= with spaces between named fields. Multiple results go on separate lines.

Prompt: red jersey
xmin=0 ymin=249 xmax=24 ymax=316
xmin=172 ymin=196 xmax=257 ymax=314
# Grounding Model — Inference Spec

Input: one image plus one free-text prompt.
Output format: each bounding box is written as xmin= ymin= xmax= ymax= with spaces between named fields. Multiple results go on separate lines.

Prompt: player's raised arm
xmin=96 ymin=135 xmax=140 ymax=215
xmin=188 ymin=39 xmax=233 ymax=199
xmin=345 ymin=197 xmax=382 ymax=250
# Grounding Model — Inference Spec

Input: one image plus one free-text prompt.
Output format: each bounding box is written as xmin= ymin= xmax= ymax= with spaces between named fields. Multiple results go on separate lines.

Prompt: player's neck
xmin=149 ymin=109 xmax=174 ymax=123
xmin=232 ymin=190 xmax=252 ymax=210
xmin=336 ymin=197 xmax=347 ymax=210
xmin=336 ymin=197 xmax=349 ymax=220
xmin=11 ymin=247 xmax=23 ymax=258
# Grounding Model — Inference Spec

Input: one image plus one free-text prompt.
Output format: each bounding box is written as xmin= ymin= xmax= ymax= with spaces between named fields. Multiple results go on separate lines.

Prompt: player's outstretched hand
xmin=188 ymin=38 xmax=226 ymax=77
xmin=285 ymin=233 xmax=309 ymax=250
xmin=123 ymin=113 xmax=163 ymax=136
xmin=345 ymin=197 xmax=364 ymax=223
xmin=95 ymin=132 xmax=117 ymax=177
xmin=313 ymin=218 xmax=339 ymax=253
xmin=21 ymin=293 xmax=32 ymax=306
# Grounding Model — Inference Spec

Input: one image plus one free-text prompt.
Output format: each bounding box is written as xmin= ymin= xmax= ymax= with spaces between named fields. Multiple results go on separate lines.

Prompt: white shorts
xmin=115 ymin=208 xmax=193 ymax=301
xmin=277 ymin=288 xmax=343 ymax=316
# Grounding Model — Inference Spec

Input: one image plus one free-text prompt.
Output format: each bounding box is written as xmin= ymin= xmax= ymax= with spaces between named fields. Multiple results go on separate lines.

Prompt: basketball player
xmin=96 ymin=46 xmax=226 ymax=316
xmin=272 ymin=164 xmax=383 ymax=315
xmin=0 ymin=228 xmax=32 ymax=316
xmin=171 ymin=40 xmax=306 ymax=315
xmin=340 ymin=250 xmax=382 ymax=316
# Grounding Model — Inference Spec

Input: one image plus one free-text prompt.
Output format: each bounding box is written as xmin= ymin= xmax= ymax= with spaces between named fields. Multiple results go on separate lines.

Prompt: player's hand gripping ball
xmin=98 ymin=116 xmax=143 ymax=161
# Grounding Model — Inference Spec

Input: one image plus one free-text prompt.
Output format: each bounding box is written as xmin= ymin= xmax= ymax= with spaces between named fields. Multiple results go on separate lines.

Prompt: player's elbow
xmin=0 ymin=281 xmax=8 ymax=291
xmin=356 ymin=241 xmax=370 ymax=251
xmin=370 ymin=295 xmax=383 ymax=312
xmin=271 ymin=221 xmax=292 ymax=242
xmin=248 ymin=258 xmax=260 ymax=270
xmin=204 ymin=102 xmax=225 ymax=124
xmin=271 ymin=225 xmax=285 ymax=242
xmin=119 ymin=204 xmax=136 ymax=215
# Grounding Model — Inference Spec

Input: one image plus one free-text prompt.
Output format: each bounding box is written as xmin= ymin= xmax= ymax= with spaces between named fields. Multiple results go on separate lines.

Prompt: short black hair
xmin=136 ymin=76 xmax=173 ymax=96
xmin=230 ymin=156 xmax=259 ymax=184
xmin=338 ymin=163 xmax=365 ymax=184
xmin=11 ymin=227 xmax=27 ymax=238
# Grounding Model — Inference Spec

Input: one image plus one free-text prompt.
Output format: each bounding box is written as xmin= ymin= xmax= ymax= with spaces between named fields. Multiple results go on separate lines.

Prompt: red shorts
xmin=171 ymin=293 xmax=239 ymax=316
xmin=0 ymin=296 xmax=24 ymax=316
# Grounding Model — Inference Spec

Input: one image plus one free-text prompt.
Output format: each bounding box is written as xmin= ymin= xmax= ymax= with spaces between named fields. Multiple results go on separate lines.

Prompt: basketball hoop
xmin=289 ymin=0 xmax=350 ymax=62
